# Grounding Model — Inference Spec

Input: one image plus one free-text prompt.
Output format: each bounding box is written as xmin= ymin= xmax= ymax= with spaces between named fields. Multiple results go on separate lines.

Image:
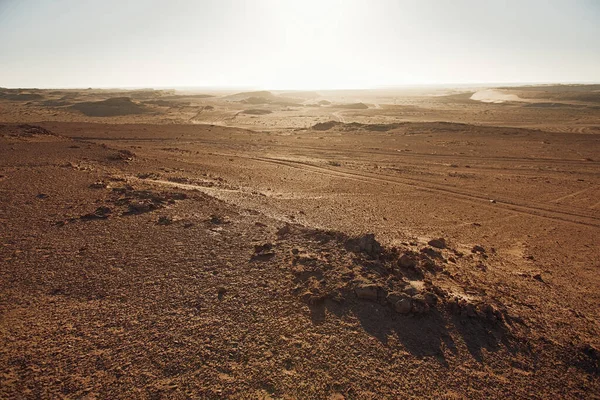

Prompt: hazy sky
xmin=1 ymin=0 xmax=599 ymax=89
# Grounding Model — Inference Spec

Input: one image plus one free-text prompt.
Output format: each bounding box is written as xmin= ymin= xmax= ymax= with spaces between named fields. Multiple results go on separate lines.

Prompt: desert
xmin=1 ymin=84 xmax=599 ymax=398
xmin=2 ymin=0 xmax=600 ymax=398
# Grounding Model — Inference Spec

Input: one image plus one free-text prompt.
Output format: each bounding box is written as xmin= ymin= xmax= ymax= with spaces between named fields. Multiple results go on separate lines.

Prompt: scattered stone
xmin=80 ymin=206 xmax=112 ymax=220
xmin=533 ymin=273 xmax=544 ymax=282
xmin=355 ymin=283 xmax=379 ymax=301
xmin=350 ymin=233 xmax=382 ymax=257
xmin=398 ymin=254 xmax=416 ymax=268
xmin=108 ymin=149 xmax=136 ymax=161
xmin=36 ymin=193 xmax=49 ymax=199
xmin=472 ymin=245 xmax=486 ymax=254
xmin=424 ymin=292 xmax=438 ymax=306
xmin=217 ymin=287 xmax=227 ymax=300
xmin=255 ymin=243 xmax=273 ymax=253
xmin=464 ymin=303 xmax=478 ymax=318
xmin=209 ymin=214 xmax=228 ymax=224
xmin=421 ymin=247 xmax=443 ymax=259
xmin=403 ymin=285 xmax=418 ymax=296
xmin=300 ymin=290 xmax=325 ymax=305
xmin=277 ymin=224 xmax=291 ymax=237
xmin=395 ymin=297 xmax=413 ymax=314
xmin=126 ymin=200 xmax=158 ymax=215
xmin=157 ymin=216 xmax=173 ymax=225
xmin=89 ymin=181 xmax=108 ymax=189
xmin=428 ymin=238 xmax=446 ymax=249
xmin=411 ymin=296 xmax=430 ymax=314
xmin=136 ymin=172 xmax=160 ymax=179
xmin=489 ymin=199 xmax=497 ymax=203
xmin=252 ymin=243 xmax=275 ymax=261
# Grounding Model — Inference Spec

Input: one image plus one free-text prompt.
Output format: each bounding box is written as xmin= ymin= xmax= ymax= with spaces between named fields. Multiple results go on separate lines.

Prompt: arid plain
xmin=1 ymin=85 xmax=599 ymax=398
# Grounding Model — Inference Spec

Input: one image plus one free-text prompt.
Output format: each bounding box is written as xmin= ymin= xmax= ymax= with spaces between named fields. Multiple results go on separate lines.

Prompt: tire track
xmin=250 ymin=156 xmax=600 ymax=228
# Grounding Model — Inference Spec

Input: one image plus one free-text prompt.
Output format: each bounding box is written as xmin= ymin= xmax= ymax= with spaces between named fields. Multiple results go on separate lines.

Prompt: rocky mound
xmin=243 ymin=97 xmax=272 ymax=105
xmin=274 ymin=228 xmax=508 ymax=328
xmin=241 ymin=109 xmax=272 ymax=115
xmin=0 ymin=124 xmax=55 ymax=137
xmin=336 ymin=102 xmax=369 ymax=110
xmin=311 ymin=120 xmax=546 ymax=136
xmin=0 ymin=91 xmax=44 ymax=101
xmin=312 ymin=121 xmax=405 ymax=132
xmin=224 ymin=90 xmax=276 ymax=102
xmin=70 ymin=97 xmax=149 ymax=117
xmin=57 ymin=183 xmax=188 ymax=225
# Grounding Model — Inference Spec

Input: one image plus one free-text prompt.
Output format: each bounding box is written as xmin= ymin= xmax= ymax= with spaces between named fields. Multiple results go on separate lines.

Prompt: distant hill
xmin=71 ymin=97 xmax=149 ymax=117
xmin=224 ymin=91 xmax=276 ymax=102
xmin=336 ymin=102 xmax=369 ymax=110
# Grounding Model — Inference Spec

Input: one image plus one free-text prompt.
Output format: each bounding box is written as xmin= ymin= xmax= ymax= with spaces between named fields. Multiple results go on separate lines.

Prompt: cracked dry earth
xmin=0 ymin=123 xmax=599 ymax=399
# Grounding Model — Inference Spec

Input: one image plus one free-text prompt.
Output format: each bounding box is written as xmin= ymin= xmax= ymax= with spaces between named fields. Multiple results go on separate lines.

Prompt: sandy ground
xmin=1 ymin=86 xmax=599 ymax=398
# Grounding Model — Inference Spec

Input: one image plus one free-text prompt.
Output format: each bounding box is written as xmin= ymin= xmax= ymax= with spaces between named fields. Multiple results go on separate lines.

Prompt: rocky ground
xmin=1 ymin=87 xmax=599 ymax=399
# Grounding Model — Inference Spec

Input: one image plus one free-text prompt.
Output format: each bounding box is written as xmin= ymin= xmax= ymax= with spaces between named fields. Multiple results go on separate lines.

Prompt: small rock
xmin=424 ymin=292 xmax=438 ymax=306
xmin=254 ymin=243 xmax=273 ymax=253
xmin=277 ymin=224 xmax=291 ymax=237
xmin=157 ymin=216 xmax=173 ymax=225
xmin=80 ymin=206 xmax=112 ymax=220
xmin=300 ymin=290 xmax=324 ymax=305
xmin=428 ymin=238 xmax=446 ymax=249
xmin=126 ymin=200 xmax=158 ymax=214
xmin=465 ymin=303 xmax=478 ymax=318
xmin=355 ymin=283 xmax=379 ymax=301
xmin=471 ymin=245 xmax=486 ymax=254
xmin=398 ymin=254 xmax=416 ymax=268
xmin=533 ymin=273 xmax=544 ymax=282
xmin=36 ymin=193 xmax=49 ymax=199
xmin=210 ymin=214 xmax=228 ymax=224
xmin=490 ymin=199 xmax=497 ymax=204
xmin=252 ymin=243 xmax=275 ymax=260
xmin=89 ymin=181 xmax=108 ymax=189
xmin=394 ymin=298 xmax=412 ymax=314
xmin=421 ymin=247 xmax=442 ymax=259
xmin=403 ymin=285 xmax=418 ymax=296
xmin=356 ymin=234 xmax=382 ymax=256
xmin=411 ymin=297 xmax=430 ymax=314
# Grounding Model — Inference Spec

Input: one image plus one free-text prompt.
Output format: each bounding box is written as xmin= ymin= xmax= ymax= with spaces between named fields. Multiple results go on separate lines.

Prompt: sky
xmin=1 ymin=0 xmax=599 ymax=90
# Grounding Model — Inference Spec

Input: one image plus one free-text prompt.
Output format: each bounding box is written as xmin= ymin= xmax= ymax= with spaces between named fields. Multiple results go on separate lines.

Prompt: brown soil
xmin=1 ymin=86 xmax=599 ymax=398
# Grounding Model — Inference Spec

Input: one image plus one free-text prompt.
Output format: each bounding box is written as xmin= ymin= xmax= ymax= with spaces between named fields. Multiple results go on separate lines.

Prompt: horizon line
xmin=2 ymin=81 xmax=600 ymax=92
